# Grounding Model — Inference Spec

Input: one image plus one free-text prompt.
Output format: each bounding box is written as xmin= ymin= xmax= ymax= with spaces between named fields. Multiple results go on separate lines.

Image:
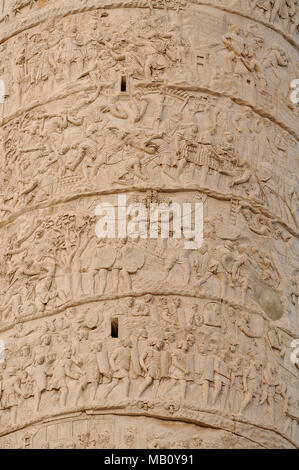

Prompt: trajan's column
xmin=0 ymin=0 xmax=298 ymax=450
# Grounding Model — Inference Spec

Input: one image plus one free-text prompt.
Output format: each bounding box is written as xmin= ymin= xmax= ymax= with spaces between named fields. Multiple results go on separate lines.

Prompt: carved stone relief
xmin=0 ymin=0 xmax=298 ymax=449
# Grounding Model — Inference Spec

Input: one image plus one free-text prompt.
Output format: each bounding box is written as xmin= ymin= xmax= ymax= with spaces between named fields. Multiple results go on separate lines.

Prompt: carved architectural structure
xmin=0 ymin=0 xmax=298 ymax=449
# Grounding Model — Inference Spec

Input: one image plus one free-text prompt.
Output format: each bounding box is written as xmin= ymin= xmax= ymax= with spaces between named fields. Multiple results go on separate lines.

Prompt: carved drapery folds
xmin=0 ymin=0 xmax=298 ymax=449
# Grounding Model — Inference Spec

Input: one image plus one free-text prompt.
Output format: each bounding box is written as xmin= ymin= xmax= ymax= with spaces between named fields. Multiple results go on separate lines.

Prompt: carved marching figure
xmin=283 ymin=378 xmax=299 ymax=440
xmin=270 ymin=0 xmax=288 ymax=24
xmin=32 ymin=355 xmax=51 ymax=413
xmin=228 ymin=357 xmax=243 ymax=414
xmin=104 ymin=339 xmax=131 ymax=399
xmin=164 ymin=240 xmax=192 ymax=285
xmin=34 ymin=258 xmax=59 ymax=312
xmin=175 ymin=124 xmax=199 ymax=181
xmin=203 ymin=302 xmax=222 ymax=328
xmin=263 ymin=44 xmax=288 ymax=84
xmin=71 ymin=231 xmax=91 ymax=298
xmin=195 ymin=341 xmax=215 ymax=408
xmin=239 ymin=358 xmax=261 ymax=420
xmin=56 ymin=25 xmax=84 ymax=82
xmin=49 ymin=349 xmax=81 ymax=408
xmin=11 ymin=50 xmax=26 ymax=108
xmin=164 ymin=340 xmax=191 ymax=402
xmin=89 ymin=239 xmax=112 ymax=296
xmin=196 ymin=242 xmax=234 ymax=299
xmin=267 ymin=323 xmax=285 ymax=358
xmin=137 ymin=339 xmax=163 ymax=399
xmin=260 ymin=361 xmax=278 ymax=425
xmin=73 ymin=342 xmax=104 ymax=406
xmin=1 ymin=365 xmax=21 ymax=425
xmin=230 ymin=244 xmax=251 ymax=306
xmin=256 ymin=0 xmax=273 ymax=22
xmin=211 ymin=349 xmax=231 ymax=410
xmin=222 ymin=25 xmax=247 ymax=73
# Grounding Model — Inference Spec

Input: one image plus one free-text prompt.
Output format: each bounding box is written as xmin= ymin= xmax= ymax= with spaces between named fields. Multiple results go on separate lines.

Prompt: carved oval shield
xmin=258 ymin=163 xmax=272 ymax=182
xmin=85 ymin=310 xmax=99 ymax=329
xmin=96 ymin=247 xmax=116 ymax=269
xmin=122 ymin=247 xmax=145 ymax=273
xmin=21 ymin=303 xmax=37 ymax=317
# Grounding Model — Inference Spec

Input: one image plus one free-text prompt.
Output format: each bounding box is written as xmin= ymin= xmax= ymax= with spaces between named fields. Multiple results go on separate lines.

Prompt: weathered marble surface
xmin=0 ymin=0 xmax=298 ymax=449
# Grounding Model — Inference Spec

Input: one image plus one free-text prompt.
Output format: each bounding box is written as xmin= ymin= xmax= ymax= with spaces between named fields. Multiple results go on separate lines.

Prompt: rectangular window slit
xmin=111 ymin=317 xmax=119 ymax=338
xmin=121 ymin=76 xmax=127 ymax=92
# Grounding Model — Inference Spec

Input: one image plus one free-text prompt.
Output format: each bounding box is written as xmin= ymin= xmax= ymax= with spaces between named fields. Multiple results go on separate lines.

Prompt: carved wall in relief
xmin=0 ymin=0 xmax=298 ymax=449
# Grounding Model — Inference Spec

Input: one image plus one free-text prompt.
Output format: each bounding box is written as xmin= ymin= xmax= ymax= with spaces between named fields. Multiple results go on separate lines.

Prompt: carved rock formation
xmin=0 ymin=0 xmax=298 ymax=449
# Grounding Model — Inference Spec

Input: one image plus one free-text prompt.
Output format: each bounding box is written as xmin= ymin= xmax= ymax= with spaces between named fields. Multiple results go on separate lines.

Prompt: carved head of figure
xmin=28 ymin=122 xmax=39 ymax=136
xmin=64 ymin=348 xmax=72 ymax=360
xmin=192 ymin=303 xmax=199 ymax=314
xmin=219 ymin=349 xmax=228 ymax=361
xmin=35 ymin=356 xmax=45 ymax=366
xmin=243 ymin=106 xmax=253 ymax=119
xmin=224 ymin=240 xmax=234 ymax=252
xmin=192 ymin=306 xmax=203 ymax=328
xmin=134 ymin=91 xmax=143 ymax=102
xmin=229 ymin=24 xmax=239 ymax=35
xmin=46 ymin=18 xmax=56 ymax=33
xmin=163 ymin=328 xmax=175 ymax=344
xmin=6 ymin=366 xmax=17 ymax=377
xmin=48 ymin=350 xmax=57 ymax=363
xmin=78 ymin=432 xmax=90 ymax=449
xmin=85 ymin=124 xmax=97 ymax=139
xmin=136 ymin=328 xmax=148 ymax=340
xmin=123 ymin=427 xmax=136 ymax=448
xmin=278 ymin=47 xmax=288 ymax=64
xmin=90 ymin=341 xmax=102 ymax=353
xmin=178 ymin=340 xmax=189 ymax=353
xmin=19 ymin=344 xmax=31 ymax=358
xmin=127 ymin=297 xmax=134 ymax=309
xmin=117 ymin=237 xmax=127 ymax=248
xmin=76 ymin=327 xmax=88 ymax=342
xmin=149 ymin=339 xmax=163 ymax=351
xmin=198 ymin=342 xmax=206 ymax=354
xmin=236 ymin=243 xmax=247 ymax=255
xmin=228 ymin=306 xmax=237 ymax=322
xmin=69 ymin=24 xmax=78 ymax=36
xmin=41 ymin=334 xmax=51 ymax=347
xmin=203 ymin=218 xmax=216 ymax=240
xmin=223 ymin=131 xmax=234 ymax=145
xmin=16 ymin=52 xmax=25 ymax=66
xmin=186 ymin=333 xmax=196 ymax=347
xmin=120 ymin=338 xmax=131 ymax=349
xmin=208 ymin=336 xmax=219 ymax=353
xmin=189 ymin=124 xmax=198 ymax=138
xmin=90 ymin=18 xmax=98 ymax=31
xmin=144 ymin=294 xmax=153 ymax=304
xmin=263 ymin=256 xmax=272 ymax=268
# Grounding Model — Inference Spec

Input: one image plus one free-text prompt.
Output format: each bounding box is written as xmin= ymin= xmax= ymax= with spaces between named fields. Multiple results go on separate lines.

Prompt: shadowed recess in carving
xmin=111 ymin=317 xmax=119 ymax=338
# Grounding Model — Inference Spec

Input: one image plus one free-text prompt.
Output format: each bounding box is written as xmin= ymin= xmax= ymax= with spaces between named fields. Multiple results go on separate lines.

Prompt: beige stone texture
xmin=0 ymin=0 xmax=298 ymax=449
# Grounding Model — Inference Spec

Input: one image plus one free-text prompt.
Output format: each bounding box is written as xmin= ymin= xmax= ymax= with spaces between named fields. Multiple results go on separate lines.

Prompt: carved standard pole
xmin=0 ymin=0 xmax=298 ymax=449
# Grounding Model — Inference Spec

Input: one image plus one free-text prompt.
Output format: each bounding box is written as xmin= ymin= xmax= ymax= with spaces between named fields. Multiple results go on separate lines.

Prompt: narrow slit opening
xmin=121 ymin=76 xmax=127 ymax=92
xmin=111 ymin=317 xmax=119 ymax=338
